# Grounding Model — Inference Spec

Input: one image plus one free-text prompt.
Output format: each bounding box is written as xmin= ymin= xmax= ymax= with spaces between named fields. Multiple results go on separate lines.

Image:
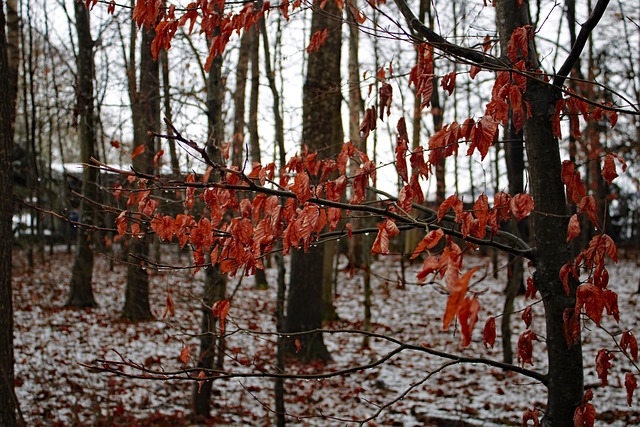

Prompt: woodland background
xmin=1 ymin=0 xmax=640 ymax=425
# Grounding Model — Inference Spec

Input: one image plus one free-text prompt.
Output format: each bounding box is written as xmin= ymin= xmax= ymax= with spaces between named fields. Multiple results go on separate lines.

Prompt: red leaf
xmin=601 ymin=153 xmax=619 ymax=184
xmin=457 ymin=295 xmax=480 ymax=347
xmin=560 ymin=262 xmax=577 ymax=296
xmin=469 ymin=65 xmax=481 ymax=79
xmin=409 ymin=45 xmax=434 ymax=111
xmin=573 ymin=390 xmax=596 ymax=427
xmin=509 ymin=85 xmax=524 ymax=132
xmin=442 ymin=267 xmax=480 ymax=330
xmin=595 ymin=348 xmax=615 ymax=386
xmin=517 ymin=330 xmax=537 ymax=367
xmin=359 ymin=106 xmax=377 ymax=142
xmin=525 ymin=276 xmax=538 ymax=300
xmin=468 ymin=116 xmax=499 ymax=160
xmin=510 ymin=193 xmax=534 ymax=221
xmin=115 ymin=211 xmax=127 ymax=237
xmin=291 ymin=171 xmax=312 ymax=204
xmin=577 ymin=196 xmax=599 ymax=228
xmin=295 ymin=338 xmax=302 ymax=354
xmin=196 ymin=371 xmax=207 ymax=394
xmin=395 ymin=119 xmax=409 ymax=183
xmin=563 ymin=308 xmax=580 ymax=347
xmin=179 ymin=345 xmax=191 ymax=365
xmin=522 ymin=408 xmax=541 ymax=427
xmin=620 ymin=331 xmax=639 ymax=362
xmin=162 ymin=290 xmax=175 ymax=320
xmin=440 ymin=71 xmax=456 ymax=96
xmin=575 ymin=283 xmax=619 ymax=326
xmin=371 ymin=219 xmax=400 ymax=255
xmin=552 ymin=99 xmax=564 ymax=138
xmin=151 ymin=214 xmax=175 ymax=242
xmin=306 ymin=28 xmax=328 ymax=54
xmin=567 ymin=214 xmax=581 ymax=242
xmin=410 ymin=229 xmax=444 ymax=259
xmin=522 ymin=305 xmax=532 ymax=328
xmin=483 ymin=317 xmax=496 ymax=349
xmin=473 ymin=193 xmax=489 ymax=238
xmin=212 ymin=300 xmax=230 ymax=335
xmin=132 ymin=144 xmax=146 ymax=159
xmin=626 ymin=373 xmax=637 ymax=406
xmin=562 ymin=160 xmax=587 ymax=204
xmin=438 ymin=194 xmax=464 ymax=222
xmin=507 ymin=25 xmax=531 ymax=63
xmin=379 ymin=83 xmax=393 ymax=119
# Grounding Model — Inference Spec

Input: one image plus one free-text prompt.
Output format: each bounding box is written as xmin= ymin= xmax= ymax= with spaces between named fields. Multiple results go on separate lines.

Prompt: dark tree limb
xmin=553 ymin=0 xmax=610 ymax=88
xmin=393 ymin=0 xmax=504 ymax=70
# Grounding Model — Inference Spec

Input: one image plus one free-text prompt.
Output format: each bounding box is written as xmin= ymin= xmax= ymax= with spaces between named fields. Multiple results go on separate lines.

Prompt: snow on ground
xmin=11 ymin=246 xmax=640 ymax=426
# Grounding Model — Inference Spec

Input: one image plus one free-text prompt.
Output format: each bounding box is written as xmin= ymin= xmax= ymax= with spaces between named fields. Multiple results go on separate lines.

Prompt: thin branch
xmin=393 ymin=0 xmax=504 ymax=69
xmin=85 ymin=328 xmax=547 ymax=385
xmin=553 ymin=0 xmax=610 ymax=88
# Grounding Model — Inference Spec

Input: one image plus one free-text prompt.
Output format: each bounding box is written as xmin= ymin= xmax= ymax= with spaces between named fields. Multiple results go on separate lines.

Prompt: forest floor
xmin=11 ymin=245 xmax=640 ymax=426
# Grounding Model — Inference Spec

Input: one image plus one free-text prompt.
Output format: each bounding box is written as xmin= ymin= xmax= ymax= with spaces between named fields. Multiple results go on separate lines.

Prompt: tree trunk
xmin=192 ymin=266 xmax=226 ymax=417
xmin=6 ymin=0 xmax=18 ymax=128
xmin=123 ymin=21 xmax=159 ymax=321
xmin=248 ymin=25 xmax=260 ymax=166
xmin=232 ymin=30 xmax=250 ymax=168
xmin=0 ymin=3 xmax=19 ymax=424
xmin=246 ymin=25 xmax=268 ymax=289
xmin=192 ymin=40 xmax=227 ymax=419
xmin=160 ymin=50 xmax=180 ymax=178
xmin=501 ymin=121 xmax=526 ymax=364
xmin=259 ymin=16 xmax=287 ymax=423
xmin=495 ymin=2 xmax=584 ymax=424
xmin=287 ymin=246 xmax=331 ymax=361
xmin=286 ymin=0 xmax=343 ymax=361
xmin=525 ymin=80 xmax=583 ymax=426
xmin=67 ymin=0 xmax=98 ymax=308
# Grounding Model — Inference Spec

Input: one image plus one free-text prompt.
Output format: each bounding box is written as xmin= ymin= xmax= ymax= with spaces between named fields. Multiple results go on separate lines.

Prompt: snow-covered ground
xmin=12 ymin=247 xmax=640 ymax=426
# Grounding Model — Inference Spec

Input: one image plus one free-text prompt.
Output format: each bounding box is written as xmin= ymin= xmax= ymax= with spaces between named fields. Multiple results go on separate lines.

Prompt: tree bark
xmin=232 ymin=31 xmax=250 ymax=168
xmin=286 ymin=0 xmax=343 ymax=361
xmin=192 ymin=41 xmax=227 ymax=419
xmin=6 ymin=0 xmax=18 ymax=128
xmin=495 ymin=1 xmax=583 ymax=424
xmin=0 ymin=2 xmax=19 ymax=424
xmin=160 ymin=50 xmax=180 ymax=178
xmin=246 ymin=24 xmax=268 ymax=289
xmin=259 ymin=16 xmax=287 ymax=423
xmin=123 ymin=21 xmax=159 ymax=321
xmin=67 ymin=0 xmax=98 ymax=308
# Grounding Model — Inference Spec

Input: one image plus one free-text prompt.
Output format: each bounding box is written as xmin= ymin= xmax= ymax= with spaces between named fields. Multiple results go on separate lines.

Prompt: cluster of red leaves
xmin=408 ymin=44 xmax=434 ymax=111
xmin=115 ymin=143 xmax=380 ymax=278
xmin=433 ymin=192 xmax=533 ymax=241
xmin=559 ymin=159 xmax=638 ymax=411
xmin=130 ymin=0 xmax=295 ymax=72
xmin=414 ymin=235 xmax=477 ymax=346
xmin=409 ymin=191 xmax=533 ymax=347
xmin=306 ymin=28 xmax=328 ymax=53
xmin=552 ymin=89 xmax=619 ymax=141
xmin=561 ymin=231 xmax=619 ymax=350
xmin=573 ymin=390 xmax=596 ymax=427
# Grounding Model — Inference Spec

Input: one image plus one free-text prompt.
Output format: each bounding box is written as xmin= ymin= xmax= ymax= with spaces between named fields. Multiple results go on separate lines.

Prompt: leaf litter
xmin=11 ymin=248 xmax=640 ymax=426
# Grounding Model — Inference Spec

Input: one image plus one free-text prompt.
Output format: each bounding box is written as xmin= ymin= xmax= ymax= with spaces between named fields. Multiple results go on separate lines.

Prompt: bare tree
xmin=66 ymin=1 xmax=98 ymax=308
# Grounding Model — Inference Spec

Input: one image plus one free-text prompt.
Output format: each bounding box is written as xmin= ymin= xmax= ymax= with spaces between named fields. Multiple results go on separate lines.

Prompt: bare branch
xmin=393 ymin=0 xmax=504 ymax=69
xmin=553 ymin=0 xmax=611 ymax=88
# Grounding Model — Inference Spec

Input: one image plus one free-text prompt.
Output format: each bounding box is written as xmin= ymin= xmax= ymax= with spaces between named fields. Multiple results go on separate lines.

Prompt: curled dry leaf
xmin=620 ymin=330 xmax=639 ymax=362
xmin=510 ymin=193 xmax=534 ymax=221
xmin=179 ymin=345 xmax=191 ymax=365
xmin=483 ymin=317 xmax=496 ymax=349
xmin=626 ymin=372 xmax=637 ymax=406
